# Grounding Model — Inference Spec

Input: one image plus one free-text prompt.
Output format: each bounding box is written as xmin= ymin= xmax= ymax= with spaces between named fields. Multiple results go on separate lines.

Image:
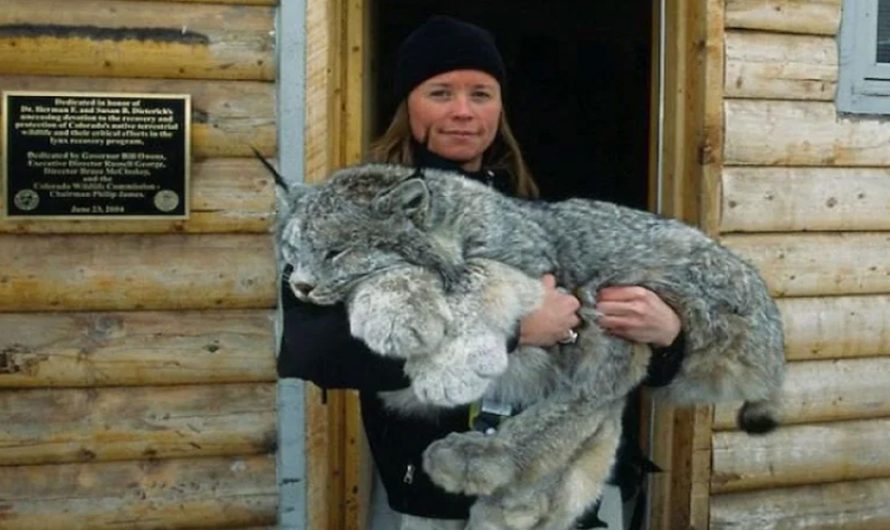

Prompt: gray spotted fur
xmin=279 ymin=164 xmax=785 ymax=530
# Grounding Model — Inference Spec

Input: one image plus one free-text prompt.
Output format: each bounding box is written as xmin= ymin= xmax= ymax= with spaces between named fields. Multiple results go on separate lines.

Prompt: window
xmin=838 ymin=0 xmax=890 ymax=114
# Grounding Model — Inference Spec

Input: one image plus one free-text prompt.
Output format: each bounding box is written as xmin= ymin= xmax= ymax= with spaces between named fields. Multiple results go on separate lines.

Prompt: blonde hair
xmin=368 ymin=102 xmax=540 ymax=199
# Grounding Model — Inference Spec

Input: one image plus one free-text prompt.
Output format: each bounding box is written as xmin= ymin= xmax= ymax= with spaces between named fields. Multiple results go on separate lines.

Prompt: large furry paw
xmin=348 ymin=301 xmax=449 ymax=358
xmin=423 ymin=431 xmax=517 ymax=496
xmin=406 ymin=333 xmax=508 ymax=406
xmin=407 ymin=359 xmax=492 ymax=406
xmin=466 ymin=489 xmax=550 ymax=530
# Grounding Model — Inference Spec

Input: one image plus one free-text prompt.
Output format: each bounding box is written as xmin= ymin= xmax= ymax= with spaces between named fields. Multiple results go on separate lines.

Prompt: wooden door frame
xmin=301 ymin=1 xmax=725 ymax=528
xmin=646 ymin=1 xmax=724 ymax=529
xmin=304 ymin=1 xmax=370 ymax=529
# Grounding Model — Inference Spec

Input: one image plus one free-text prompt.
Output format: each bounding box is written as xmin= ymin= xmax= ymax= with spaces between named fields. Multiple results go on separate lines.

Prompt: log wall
xmin=709 ymin=1 xmax=890 ymax=527
xmin=0 ymin=1 xmax=279 ymax=528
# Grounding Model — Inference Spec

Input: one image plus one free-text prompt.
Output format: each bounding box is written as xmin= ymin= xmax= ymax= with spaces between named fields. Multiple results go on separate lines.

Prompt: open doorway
xmin=372 ymin=0 xmax=653 ymax=207
xmin=370 ymin=2 xmax=657 ymax=528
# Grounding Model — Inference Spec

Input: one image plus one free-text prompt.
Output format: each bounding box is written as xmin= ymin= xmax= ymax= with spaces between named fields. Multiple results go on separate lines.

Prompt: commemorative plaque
xmin=2 ymin=91 xmax=190 ymax=219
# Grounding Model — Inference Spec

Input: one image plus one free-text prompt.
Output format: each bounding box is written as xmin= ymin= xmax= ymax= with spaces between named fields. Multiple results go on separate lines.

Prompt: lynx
xmin=277 ymin=163 xmax=785 ymax=530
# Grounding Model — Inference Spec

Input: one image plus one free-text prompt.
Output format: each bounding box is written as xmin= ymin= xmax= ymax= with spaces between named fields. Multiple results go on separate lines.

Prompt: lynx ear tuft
xmin=373 ymin=178 xmax=430 ymax=225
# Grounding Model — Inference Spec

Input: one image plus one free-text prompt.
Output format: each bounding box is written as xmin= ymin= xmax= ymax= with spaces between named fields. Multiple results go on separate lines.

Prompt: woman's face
xmin=407 ymin=69 xmax=502 ymax=172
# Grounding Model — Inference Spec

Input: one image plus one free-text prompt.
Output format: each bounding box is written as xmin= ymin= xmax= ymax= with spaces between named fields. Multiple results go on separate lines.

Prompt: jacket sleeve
xmin=642 ymin=331 xmax=685 ymax=387
xmin=277 ymin=280 xmax=411 ymax=392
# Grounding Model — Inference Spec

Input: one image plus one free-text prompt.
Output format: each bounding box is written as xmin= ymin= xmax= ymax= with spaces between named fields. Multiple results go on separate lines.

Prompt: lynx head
xmin=279 ymin=164 xmax=463 ymax=305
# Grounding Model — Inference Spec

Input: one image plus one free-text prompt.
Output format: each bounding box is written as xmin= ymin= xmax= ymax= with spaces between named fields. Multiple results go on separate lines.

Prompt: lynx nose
xmin=291 ymin=282 xmax=314 ymax=298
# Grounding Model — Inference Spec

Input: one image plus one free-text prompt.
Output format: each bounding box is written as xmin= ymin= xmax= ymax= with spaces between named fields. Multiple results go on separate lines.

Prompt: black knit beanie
xmin=393 ymin=15 xmax=506 ymax=103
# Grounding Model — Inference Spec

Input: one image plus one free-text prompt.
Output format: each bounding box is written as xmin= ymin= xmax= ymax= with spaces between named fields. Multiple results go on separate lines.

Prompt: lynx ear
xmin=372 ymin=178 xmax=430 ymax=225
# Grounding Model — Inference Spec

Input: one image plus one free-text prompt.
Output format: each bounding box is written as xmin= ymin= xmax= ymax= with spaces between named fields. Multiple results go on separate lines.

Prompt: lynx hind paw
xmin=423 ymin=432 xmax=517 ymax=496
xmin=408 ymin=359 xmax=491 ymax=406
xmin=467 ymin=489 xmax=551 ymax=530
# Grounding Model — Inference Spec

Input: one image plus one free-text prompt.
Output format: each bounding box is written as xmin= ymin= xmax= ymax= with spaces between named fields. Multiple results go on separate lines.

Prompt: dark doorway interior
xmin=371 ymin=4 xmax=657 ymax=527
xmin=372 ymin=0 xmax=653 ymax=208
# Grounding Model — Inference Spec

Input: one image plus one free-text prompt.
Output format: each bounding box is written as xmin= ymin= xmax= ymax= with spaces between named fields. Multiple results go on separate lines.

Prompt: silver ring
xmin=558 ymin=328 xmax=579 ymax=345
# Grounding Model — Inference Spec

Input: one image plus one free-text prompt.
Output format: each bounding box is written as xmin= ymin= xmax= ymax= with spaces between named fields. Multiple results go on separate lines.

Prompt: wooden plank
xmin=711 ymin=478 xmax=890 ymax=530
xmin=712 ymin=418 xmax=890 ymax=493
xmin=0 ymin=383 xmax=276 ymax=465
xmin=780 ymin=296 xmax=890 ymax=361
xmin=725 ymin=30 xmax=836 ymax=101
xmin=0 ymin=158 xmax=275 ymax=233
xmin=0 ymin=0 xmax=275 ymax=81
xmin=714 ymin=357 xmax=890 ymax=429
xmin=304 ymin=0 xmax=337 ymax=528
xmin=725 ymin=99 xmax=890 ymax=166
xmin=721 ymin=167 xmax=890 ymax=233
xmin=116 ymin=0 xmax=276 ymax=4
xmin=725 ymin=0 xmax=842 ymax=35
xmin=0 ymin=455 xmax=277 ymax=529
xmin=0 ymin=310 xmax=275 ymax=387
xmin=0 ymin=234 xmax=276 ymax=311
xmin=0 ymin=74 xmax=276 ymax=157
xmin=722 ymin=232 xmax=890 ymax=297
xmin=699 ymin=0 xmax=726 ymax=236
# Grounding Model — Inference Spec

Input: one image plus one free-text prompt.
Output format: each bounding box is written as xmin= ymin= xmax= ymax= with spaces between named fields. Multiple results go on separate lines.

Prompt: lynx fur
xmin=278 ymin=163 xmax=785 ymax=530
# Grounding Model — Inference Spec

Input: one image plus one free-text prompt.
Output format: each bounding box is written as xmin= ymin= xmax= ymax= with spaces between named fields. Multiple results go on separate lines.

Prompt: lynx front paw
xmin=348 ymin=302 xmax=449 ymax=358
xmin=408 ymin=361 xmax=492 ymax=406
xmin=423 ymin=431 xmax=517 ymax=496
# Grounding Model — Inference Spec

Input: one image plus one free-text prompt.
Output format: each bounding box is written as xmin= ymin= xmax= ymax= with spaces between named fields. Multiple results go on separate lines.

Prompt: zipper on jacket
xmin=402 ymin=463 xmax=415 ymax=484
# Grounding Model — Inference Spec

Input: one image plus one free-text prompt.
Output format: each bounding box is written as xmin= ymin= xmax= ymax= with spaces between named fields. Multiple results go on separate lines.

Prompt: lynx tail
xmin=737 ymin=398 xmax=780 ymax=434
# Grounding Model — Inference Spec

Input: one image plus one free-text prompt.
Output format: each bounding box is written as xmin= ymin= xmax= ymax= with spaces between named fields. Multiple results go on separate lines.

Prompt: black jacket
xmin=277 ymin=152 xmax=685 ymax=519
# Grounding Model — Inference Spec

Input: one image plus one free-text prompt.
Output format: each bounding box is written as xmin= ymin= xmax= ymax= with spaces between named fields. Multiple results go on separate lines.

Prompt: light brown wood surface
xmin=725 ymin=0 xmax=842 ymax=35
xmin=0 ymin=309 xmax=275 ymax=386
xmin=725 ymin=30 xmax=836 ymax=101
xmin=779 ymin=295 xmax=890 ymax=361
xmin=712 ymin=417 xmax=890 ymax=492
xmin=725 ymin=100 xmax=890 ymax=166
xmin=0 ymin=75 xmax=276 ymax=157
xmin=721 ymin=167 xmax=890 ymax=233
xmin=0 ymin=158 xmax=275 ymax=233
xmin=0 ymin=0 xmax=275 ymax=81
xmin=722 ymin=232 xmax=890 ymax=297
xmin=116 ymin=0 xmax=276 ymax=4
xmin=0 ymin=454 xmax=277 ymax=529
xmin=0 ymin=383 xmax=276 ymax=465
xmin=711 ymin=478 xmax=890 ymax=529
xmin=0 ymin=234 xmax=277 ymax=311
xmin=714 ymin=356 xmax=890 ymax=429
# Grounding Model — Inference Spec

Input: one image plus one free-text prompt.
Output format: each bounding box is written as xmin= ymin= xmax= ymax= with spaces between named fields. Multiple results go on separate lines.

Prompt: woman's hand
xmin=596 ymin=286 xmax=681 ymax=347
xmin=519 ymin=274 xmax=581 ymax=347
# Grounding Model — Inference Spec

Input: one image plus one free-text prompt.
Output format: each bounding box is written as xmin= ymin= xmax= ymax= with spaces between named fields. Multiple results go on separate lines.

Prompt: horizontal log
xmin=0 ymin=0 xmax=275 ymax=81
xmin=725 ymin=0 xmax=842 ymax=35
xmin=725 ymin=99 xmax=890 ymax=166
xmin=0 ymin=455 xmax=277 ymax=529
xmin=116 ymin=0 xmax=276 ymax=4
xmin=0 ymin=74 xmax=276 ymax=157
xmin=0 ymin=234 xmax=277 ymax=311
xmin=714 ymin=356 xmax=890 ymax=429
xmin=0 ymin=310 xmax=275 ymax=387
xmin=0 ymin=383 xmax=276 ymax=465
xmin=711 ymin=478 xmax=890 ymax=530
xmin=780 ymin=295 xmax=890 ymax=361
xmin=725 ymin=30 xmax=836 ymax=101
xmin=721 ymin=167 xmax=890 ymax=232
xmin=722 ymin=233 xmax=890 ymax=297
xmin=712 ymin=418 xmax=890 ymax=492
xmin=0 ymin=158 xmax=275 ymax=234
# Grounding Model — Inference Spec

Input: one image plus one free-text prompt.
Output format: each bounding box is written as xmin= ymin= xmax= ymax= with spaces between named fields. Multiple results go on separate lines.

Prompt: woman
xmin=278 ymin=15 xmax=683 ymax=530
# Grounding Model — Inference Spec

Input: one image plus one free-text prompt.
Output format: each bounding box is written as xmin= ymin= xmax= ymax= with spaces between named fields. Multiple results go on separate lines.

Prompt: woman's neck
xmin=412 ymin=140 xmax=484 ymax=177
